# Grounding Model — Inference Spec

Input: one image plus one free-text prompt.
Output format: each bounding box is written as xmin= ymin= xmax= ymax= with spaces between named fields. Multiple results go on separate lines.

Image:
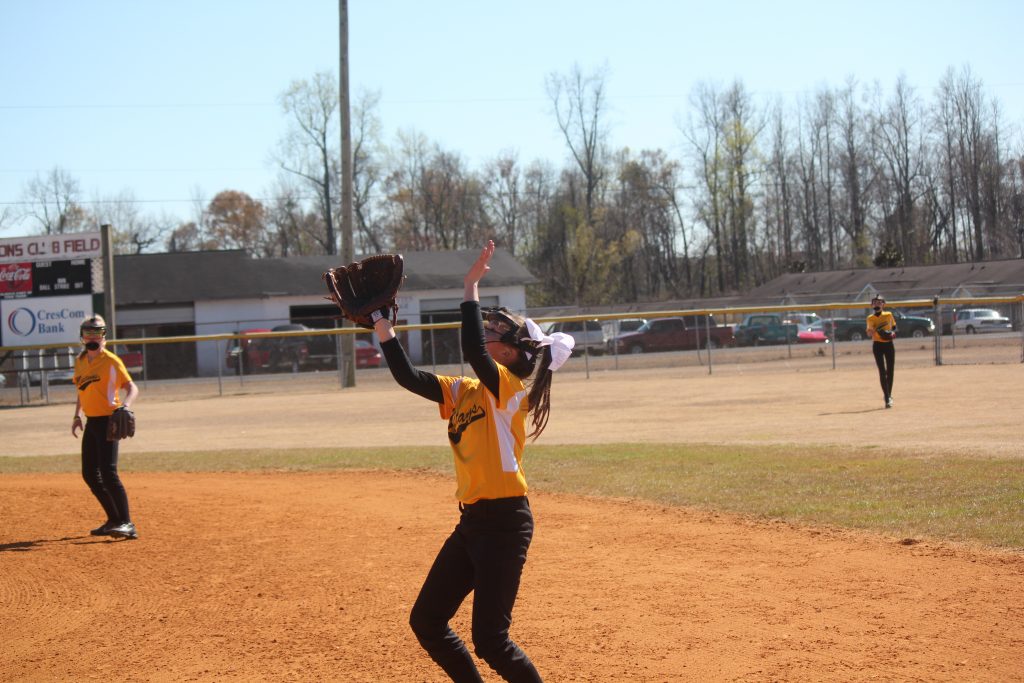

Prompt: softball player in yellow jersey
xmin=372 ymin=241 xmax=573 ymax=682
xmin=71 ymin=315 xmax=140 ymax=539
xmin=866 ymin=295 xmax=897 ymax=408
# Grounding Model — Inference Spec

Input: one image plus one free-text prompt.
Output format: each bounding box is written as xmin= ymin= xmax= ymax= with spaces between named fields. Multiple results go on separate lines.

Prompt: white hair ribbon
xmin=525 ymin=318 xmax=575 ymax=371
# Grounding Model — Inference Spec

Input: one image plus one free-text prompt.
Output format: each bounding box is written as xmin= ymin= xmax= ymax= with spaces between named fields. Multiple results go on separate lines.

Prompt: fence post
xmin=141 ymin=342 xmax=149 ymax=388
xmin=705 ymin=314 xmax=713 ymax=375
xmin=829 ymin=310 xmax=837 ymax=369
xmin=933 ymin=296 xmax=943 ymax=366
xmin=335 ymin=329 xmax=344 ymax=388
xmin=216 ymin=339 xmax=223 ymax=396
xmin=429 ymin=324 xmax=437 ymax=373
xmin=582 ymin=319 xmax=591 ymax=379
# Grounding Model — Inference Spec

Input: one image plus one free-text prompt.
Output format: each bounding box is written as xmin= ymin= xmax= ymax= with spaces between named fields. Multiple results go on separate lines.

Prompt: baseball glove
xmin=107 ymin=407 xmax=136 ymax=441
xmin=323 ymin=254 xmax=405 ymax=329
xmin=876 ymin=327 xmax=896 ymax=341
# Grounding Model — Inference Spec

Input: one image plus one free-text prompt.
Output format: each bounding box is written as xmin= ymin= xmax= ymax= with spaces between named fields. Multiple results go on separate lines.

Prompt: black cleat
xmin=90 ymin=522 xmax=115 ymax=536
xmin=107 ymin=522 xmax=138 ymax=539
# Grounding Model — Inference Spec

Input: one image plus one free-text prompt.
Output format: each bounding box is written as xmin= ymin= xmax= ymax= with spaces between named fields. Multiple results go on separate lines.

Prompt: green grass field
xmin=4 ymin=443 xmax=1021 ymax=549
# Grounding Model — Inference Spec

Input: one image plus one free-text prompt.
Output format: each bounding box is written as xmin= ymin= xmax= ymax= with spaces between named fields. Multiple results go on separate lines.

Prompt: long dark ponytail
xmin=498 ymin=312 xmax=555 ymax=440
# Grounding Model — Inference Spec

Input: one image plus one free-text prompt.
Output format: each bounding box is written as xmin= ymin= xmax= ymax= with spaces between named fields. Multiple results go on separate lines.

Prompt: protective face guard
xmin=481 ymin=307 xmax=544 ymax=362
xmin=481 ymin=307 xmax=521 ymax=346
xmin=80 ymin=324 xmax=107 ymax=339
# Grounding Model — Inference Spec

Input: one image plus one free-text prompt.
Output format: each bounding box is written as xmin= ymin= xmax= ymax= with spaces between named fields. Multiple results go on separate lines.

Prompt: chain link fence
xmin=2 ymin=295 xmax=1021 ymax=408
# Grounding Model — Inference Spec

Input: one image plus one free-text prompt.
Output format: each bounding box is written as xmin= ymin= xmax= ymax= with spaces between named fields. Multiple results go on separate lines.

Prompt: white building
xmin=114 ymin=249 xmax=536 ymax=378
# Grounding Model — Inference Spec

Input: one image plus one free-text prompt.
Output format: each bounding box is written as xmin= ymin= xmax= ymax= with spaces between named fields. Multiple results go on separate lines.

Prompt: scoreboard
xmin=0 ymin=232 xmax=102 ymax=346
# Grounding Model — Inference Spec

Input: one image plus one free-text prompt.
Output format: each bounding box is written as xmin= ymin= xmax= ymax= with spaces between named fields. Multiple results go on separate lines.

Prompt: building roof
xmin=114 ymin=248 xmax=537 ymax=306
xmin=745 ymin=259 xmax=1024 ymax=306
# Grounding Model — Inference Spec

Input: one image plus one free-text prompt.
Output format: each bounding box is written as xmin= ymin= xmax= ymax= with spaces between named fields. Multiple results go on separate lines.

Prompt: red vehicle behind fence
xmin=609 ymin=315 xmax=735 ymax=353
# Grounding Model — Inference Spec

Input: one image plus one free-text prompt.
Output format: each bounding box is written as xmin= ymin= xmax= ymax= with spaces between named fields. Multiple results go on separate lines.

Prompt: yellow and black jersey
xmin=867 ymin=311 xmax=896 ymax=343
xmin=73 ymin=349 xmax=133 ymax=417
xmin=435 ymin=363 xmax=530 ymax=504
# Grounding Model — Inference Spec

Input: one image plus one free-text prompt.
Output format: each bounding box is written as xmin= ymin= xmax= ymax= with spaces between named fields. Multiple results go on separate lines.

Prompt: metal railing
xmin=2 ymin=294 xmax=1021 ymax=407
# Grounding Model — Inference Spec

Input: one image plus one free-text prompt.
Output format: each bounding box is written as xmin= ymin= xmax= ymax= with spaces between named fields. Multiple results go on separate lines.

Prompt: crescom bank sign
xmin=0 ymin=295 xmax=92 ymax=346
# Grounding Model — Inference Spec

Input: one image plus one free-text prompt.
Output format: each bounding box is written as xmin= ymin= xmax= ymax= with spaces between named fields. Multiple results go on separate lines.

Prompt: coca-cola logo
xmin=0 ymin=262 xmax=32 ymax=293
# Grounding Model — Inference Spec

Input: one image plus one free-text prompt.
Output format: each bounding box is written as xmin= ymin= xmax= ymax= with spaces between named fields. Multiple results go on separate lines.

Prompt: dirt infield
xmin=2 ymin=349 xmax=1023 ymax=681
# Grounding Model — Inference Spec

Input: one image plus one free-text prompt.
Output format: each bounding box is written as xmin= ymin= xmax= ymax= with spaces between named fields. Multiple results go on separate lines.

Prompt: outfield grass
xmin=3 ymin=443 xmax=1021 ymax=549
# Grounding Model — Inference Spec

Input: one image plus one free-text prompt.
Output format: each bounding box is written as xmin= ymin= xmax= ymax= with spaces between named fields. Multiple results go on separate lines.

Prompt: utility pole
xmin=338 ymin=0 xmax=357 ymax=388
xmin=100 ymin=224 xmax=116 ymax=335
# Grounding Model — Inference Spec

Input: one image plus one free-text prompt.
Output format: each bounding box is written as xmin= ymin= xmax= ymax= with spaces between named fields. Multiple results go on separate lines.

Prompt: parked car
xmin=273 ymin=323 xmax=383 ymax=369
xmin=797 ymin=320 xmax=829 ymax=344
xmin=545 ymin=319 xmax=607 ymax=355
xmin=353 ymin=339 xmax=383 ymax=368
xmin=952 ymin=308 xmax=1012 ymax=334
xmin=734 ymin=314 xmax=799 ymax=346
xmin=609 ymin=315 xmax=734 ymax=353
xmin=23 ymin=346 xmax=78 ymax=384
xmin=601 ymin=317 xmax=648 ymax=340
xmin=785 ymin=313 xmax=823 ymax=328
xmin=111 ymin=345 xmax=144 ymax=374
xmin=824 ymin=310 xmax=935 ymax=341
xmin=226 ymin=328 xmax=309 ymax=374
xmin=309 ymin=334 xmax=383 ymax=369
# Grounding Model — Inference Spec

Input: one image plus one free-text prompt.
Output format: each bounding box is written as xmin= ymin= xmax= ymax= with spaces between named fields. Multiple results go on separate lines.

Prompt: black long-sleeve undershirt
xmin=379 ymin=337 xmax=444 ymax=403
xmin=460 ymin=301 xmax=501 ymax=398
xmin=379 ymin=301 xmax=501 ymax=404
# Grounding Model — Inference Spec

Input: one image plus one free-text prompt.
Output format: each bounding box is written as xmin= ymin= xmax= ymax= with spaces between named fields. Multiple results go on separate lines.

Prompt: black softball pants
xmin=81 ymin=416 xmax=131 ymax=525
xmin=409 ymin=496 xmax=542 ymax=683
xmin=872 ymin=341 xmax=895 ymax=401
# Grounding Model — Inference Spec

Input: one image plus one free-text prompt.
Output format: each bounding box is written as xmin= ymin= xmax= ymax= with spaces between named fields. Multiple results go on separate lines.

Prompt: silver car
xmin=545 ymin=320 xmax=607 ymax=355
xmin=952 ymin=309 xmax=1012 ymax=334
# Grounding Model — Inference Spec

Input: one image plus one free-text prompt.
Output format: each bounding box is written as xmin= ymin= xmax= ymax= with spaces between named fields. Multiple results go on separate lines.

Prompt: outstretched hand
xmin=464 ymin=240 xmax=495 ymax=302
xmin=465 ymin=240 xmax=495 ymax=287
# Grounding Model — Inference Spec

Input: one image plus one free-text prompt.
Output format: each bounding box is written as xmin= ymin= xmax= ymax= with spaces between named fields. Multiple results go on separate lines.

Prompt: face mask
xmin=85 ymin=341 xmax=101 ymax=351
xmin=873 ymin=306 xmax=882 ymax=314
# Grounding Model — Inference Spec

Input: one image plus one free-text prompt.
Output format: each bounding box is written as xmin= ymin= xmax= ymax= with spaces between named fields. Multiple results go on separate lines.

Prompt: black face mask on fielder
xmin=873 ymin=307 xmax=882 ymax=314
xmin=85 ymin=341 xmax=101 ymax=351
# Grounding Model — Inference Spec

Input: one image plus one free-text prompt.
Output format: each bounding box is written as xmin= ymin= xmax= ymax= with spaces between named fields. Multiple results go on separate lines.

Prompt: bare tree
xmin=351 ymin=88 xmax=386 ymax=254
xmin=20 ymin=167 xmax=89 ymax=234
xmin=90 ymin=189 xmax=168 ymax=254
xmin=277 ymin=72 xmax=340 ymax=255
xmin=763 ymin=99 xmax=796 ymax=275
xmin=605 ymin=148 xmax=682 ymax=300
xmin=166 ymin=222 xmax=215 ymax=252
xmin=546 ymin=64 xmax=610 ymax=227
xmin=482 ymin=150 xmax=524 ymax=254
xmin=683 ymin=81 xmax=764 ymax=292
xmin=835 ymin=79 xmax=876 ymax=266
xmin=874 ymin=75 xmax=930 ymax=263
xmin=264 ymin=178 xmax=324 ymax=257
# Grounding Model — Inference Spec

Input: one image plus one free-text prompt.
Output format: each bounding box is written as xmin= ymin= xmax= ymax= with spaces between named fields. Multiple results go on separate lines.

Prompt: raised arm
xmin=461 ymin=241 xmax=502 ymax=397
xmin=373 ymin=317 xmax=444 ymax=403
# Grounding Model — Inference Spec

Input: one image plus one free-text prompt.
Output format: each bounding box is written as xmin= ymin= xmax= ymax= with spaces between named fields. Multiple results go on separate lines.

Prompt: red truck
xmin=226 ymin=328 xmax=310 ymax=374
xmin=608 ymin=315 xmax=735 ymax=353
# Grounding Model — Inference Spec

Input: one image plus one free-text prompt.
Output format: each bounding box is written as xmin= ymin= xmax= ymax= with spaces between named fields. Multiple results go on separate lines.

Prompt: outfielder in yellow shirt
xmin=369 ymin=241 xmax=574 ymax=682
xmin=436 ymin=367 xmax=529 ymax=504
xmin=71 ymin=315 xmax=140 ymax=540
xmin=866 ymin=295 xmax=897 ymax=408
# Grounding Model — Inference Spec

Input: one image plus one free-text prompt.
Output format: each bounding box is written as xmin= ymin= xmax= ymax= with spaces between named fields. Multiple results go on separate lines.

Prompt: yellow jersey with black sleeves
xmin=435 ymin=363 xmax=530 ymax=504
xmin=73 ymin=349 xmax=133 ymax=417
xmin=867 ymin=311 xmax=896 ymax=343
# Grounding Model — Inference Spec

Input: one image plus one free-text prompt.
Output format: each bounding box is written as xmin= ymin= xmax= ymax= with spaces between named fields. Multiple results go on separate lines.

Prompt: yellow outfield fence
xmin=2 ymin=294 xmax=1022 ymax=407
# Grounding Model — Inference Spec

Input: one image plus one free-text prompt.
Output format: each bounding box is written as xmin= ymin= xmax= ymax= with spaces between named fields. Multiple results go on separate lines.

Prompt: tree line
xmin=7 ymin=64 xmax=1023 ymax=306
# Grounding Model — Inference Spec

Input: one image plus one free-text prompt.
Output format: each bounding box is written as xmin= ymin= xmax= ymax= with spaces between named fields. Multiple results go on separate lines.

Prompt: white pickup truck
xmin=545 ymin=319 xmax=607 ymax=355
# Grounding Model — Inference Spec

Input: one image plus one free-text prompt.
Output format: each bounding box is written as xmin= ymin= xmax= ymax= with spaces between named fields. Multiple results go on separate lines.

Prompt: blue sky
xmin=2 ymin=0 xmax=1022 ymax=240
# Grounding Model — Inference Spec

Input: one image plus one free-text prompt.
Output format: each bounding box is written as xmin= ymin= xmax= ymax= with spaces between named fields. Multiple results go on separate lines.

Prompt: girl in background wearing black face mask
xmin=71 ymin=315 xmax=141 ymax=539
xmin=866 ymin=296 xmax=897 ymax=408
